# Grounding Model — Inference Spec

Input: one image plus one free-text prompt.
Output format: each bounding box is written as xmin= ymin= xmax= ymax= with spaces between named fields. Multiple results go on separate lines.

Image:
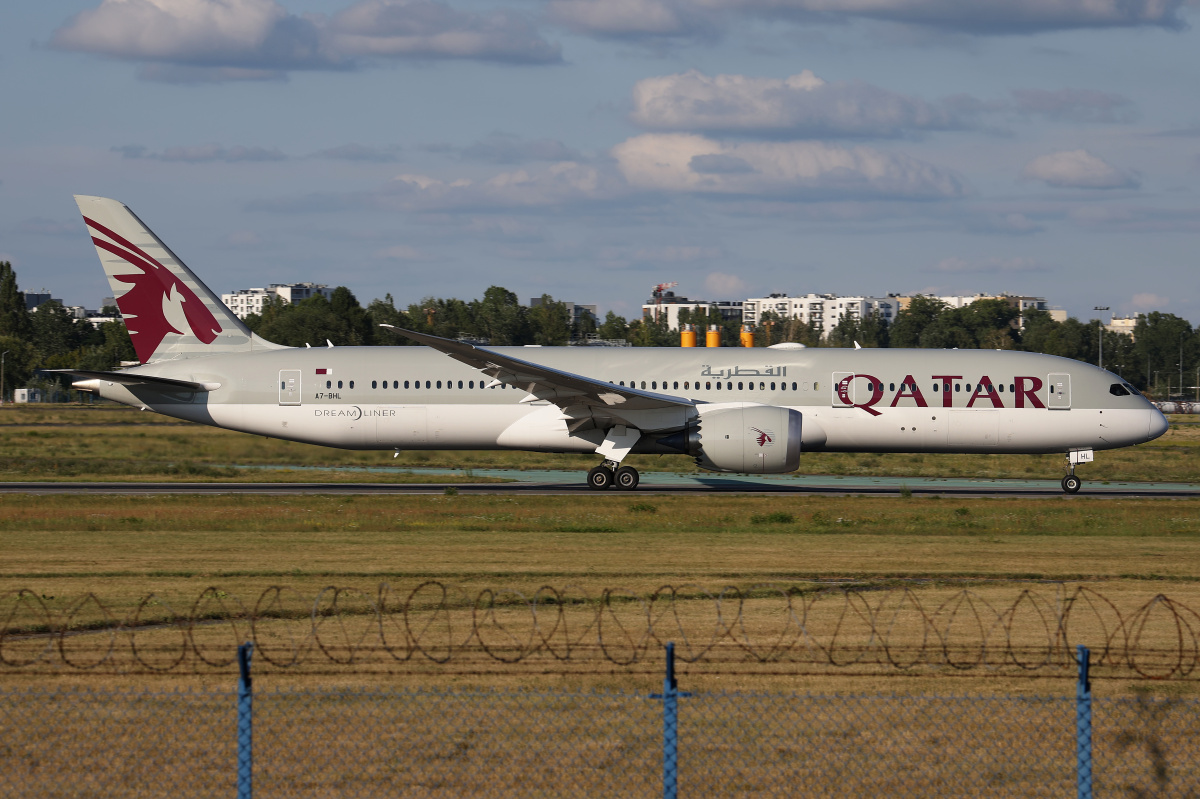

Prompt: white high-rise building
xmin=222 ymin=283 xmax=333 ymax=319
xmin=741 ymin=293 xmax=895 ymax=337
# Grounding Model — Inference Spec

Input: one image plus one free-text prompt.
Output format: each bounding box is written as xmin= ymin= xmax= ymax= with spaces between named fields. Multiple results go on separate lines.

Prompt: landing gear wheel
xmin=587 ymin=466 xmax=614 ymax=490
xmin=1061 ymin=475 xmax=1081 ymax=494
xmin=615 ymin=466 xmax=640 ymax=490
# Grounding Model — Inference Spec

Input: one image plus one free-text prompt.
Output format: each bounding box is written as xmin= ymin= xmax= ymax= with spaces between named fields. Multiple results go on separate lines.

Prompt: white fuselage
xmin=87 ymin=345 xmax=1167 ymax=461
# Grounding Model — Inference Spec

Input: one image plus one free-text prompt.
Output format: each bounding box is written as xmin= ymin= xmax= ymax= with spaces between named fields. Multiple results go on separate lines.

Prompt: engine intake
xmin=658 ymin=404 xmax=802 ymax=474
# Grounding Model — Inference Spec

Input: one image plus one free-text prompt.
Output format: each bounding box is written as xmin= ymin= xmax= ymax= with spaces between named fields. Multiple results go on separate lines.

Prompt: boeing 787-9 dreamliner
xmin=54 ymin=196 xmax=1168 ymax=493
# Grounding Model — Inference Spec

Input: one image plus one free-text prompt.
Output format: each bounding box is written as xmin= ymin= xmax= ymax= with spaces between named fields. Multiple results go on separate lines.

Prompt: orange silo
xmin=706 ymin=325 xmax=721 ymax=347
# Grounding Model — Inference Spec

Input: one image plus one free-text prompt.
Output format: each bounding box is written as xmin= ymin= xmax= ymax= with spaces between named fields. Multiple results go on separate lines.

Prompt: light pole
xmin=1093 ymin=307 xmax=1109 ymax=370
xmin=0 ymin=350 xmax=8 ymax=406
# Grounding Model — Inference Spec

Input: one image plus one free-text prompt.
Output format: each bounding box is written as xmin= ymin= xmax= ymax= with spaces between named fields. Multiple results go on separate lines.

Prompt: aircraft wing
xmin=381 ymin=326 xmax=695 ymax=428
xmin=42 ymin=369 xmax=221 ymax=392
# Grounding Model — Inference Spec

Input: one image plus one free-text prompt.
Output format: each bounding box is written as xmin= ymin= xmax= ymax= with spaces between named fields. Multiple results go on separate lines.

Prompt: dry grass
xmin=2 ymin=493 xmax=1200 ymax=696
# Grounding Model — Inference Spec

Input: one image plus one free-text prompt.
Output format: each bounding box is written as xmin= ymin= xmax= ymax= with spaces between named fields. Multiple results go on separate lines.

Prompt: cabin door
xmin=279 ymin=370 xmax=301 ymax=406
xmin=1047 ymin=373 xmax=1071 ymax=409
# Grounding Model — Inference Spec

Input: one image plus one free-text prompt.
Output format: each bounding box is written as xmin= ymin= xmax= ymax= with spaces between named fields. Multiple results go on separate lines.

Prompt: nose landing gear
xmin=586 ymin=461 xmax=641 ymax=490
xmin=1061 ymin=449 xmax=1093 ymax=494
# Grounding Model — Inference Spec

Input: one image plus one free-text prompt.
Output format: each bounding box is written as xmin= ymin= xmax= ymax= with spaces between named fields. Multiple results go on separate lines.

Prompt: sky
xmin=2 ymin=0 xmax=1199 ymax=324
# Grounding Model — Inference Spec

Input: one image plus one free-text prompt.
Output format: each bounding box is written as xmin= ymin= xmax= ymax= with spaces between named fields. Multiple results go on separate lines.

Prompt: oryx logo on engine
xmin=750 ymin=427 xmax=774 ymax=447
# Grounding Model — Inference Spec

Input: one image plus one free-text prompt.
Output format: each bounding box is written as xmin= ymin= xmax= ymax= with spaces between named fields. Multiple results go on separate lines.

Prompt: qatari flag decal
xmin=315 ymin=368 xmax=332 ymax=375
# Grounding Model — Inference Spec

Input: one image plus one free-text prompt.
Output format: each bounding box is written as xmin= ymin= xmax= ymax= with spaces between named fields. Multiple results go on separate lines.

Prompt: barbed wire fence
xmin=2 ymin=582 xmax=1199 ymax=678
xmin=3 ymin=584 xmax=1200 ymax=796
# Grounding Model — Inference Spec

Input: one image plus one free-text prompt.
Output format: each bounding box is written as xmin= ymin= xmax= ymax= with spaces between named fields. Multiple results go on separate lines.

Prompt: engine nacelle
xmin=659 ymin=404 xmax=802 ymax=473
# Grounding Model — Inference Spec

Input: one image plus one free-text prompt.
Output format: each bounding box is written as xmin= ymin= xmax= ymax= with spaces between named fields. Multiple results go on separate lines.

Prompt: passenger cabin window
xmin=326 ymin=380 xmax=332 ymax=389
xmin=1109 ymin=383 xmax=1131 ymax=396
xmin=349 ymin=381 xmax=355 ymax=389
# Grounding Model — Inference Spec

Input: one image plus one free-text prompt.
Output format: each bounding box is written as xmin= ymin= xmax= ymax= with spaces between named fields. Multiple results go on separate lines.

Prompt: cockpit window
xmin=1109 ymin=383 xmax=1131 ymax=397
xmin=1123 ymin=383 xmax=1141 ymax=396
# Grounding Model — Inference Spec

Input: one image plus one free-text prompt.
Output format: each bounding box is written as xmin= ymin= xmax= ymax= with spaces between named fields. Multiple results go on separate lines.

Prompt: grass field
xmin=1 ymin=405 xmax=1198 ymax=698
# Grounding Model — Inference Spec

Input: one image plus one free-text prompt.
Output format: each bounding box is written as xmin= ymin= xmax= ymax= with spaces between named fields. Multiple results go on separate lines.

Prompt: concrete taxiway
xmin=1 ymin=467 xmax=1197 ymax=497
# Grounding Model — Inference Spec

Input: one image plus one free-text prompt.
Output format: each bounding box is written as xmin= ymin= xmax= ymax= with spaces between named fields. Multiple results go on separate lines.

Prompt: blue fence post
xmin=663 ymin=641 xmax=678 ymax=799
xmin=1076 ymin=644 xmax=1092 ymax=799
xmin=237 ymin=642 xmax=254 ymax=799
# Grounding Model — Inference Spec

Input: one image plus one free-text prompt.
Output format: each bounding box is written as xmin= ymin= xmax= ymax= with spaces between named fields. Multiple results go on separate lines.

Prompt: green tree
xmin=890 ymin=295 xmax=947 ymax=348
xmin=0 ymin=335 xmax=36 ymax=400
xmin=30 ymin=301 xmax=85 ymax=363
xmin=572 ymin=308 xmax=597 ymax=341
xmin=824 ymin=314 xmax=860 ymax=348
xmin=857 ymin=311 xmax=890 ymax=348
xmin=0 ymin=261 xmax=30 ymax=339
xmin=330 ymin=287 xmax=375 ymax=346
xmin=597 ymin=311 xmax=629 ymax=341
xmin=528 ymin=295 xmax=572 ymax=345
xmin=366 ymin=294 xmax=413 ymax=343
xmin=1134 ymin=312 xmax=1195 ymax=397
xmin=473 ymin=286 xmax=528 ymax=345
xmin=626 ymin=313 xmax=672 ymax=347
xmin=956 ymin=299 xmax=1020 ymax=349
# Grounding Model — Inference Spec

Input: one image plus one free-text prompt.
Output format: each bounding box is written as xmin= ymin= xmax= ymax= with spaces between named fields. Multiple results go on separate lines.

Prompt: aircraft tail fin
xmin=74 ymin=195 xmax=283 ymax=364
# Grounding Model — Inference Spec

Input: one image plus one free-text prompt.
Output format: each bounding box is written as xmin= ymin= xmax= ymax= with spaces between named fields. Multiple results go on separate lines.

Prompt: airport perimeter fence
xmin=3 ymin=584 xmax=1200 ymax=796
xmin=2 ymin=643 xmax=1200 ymax=798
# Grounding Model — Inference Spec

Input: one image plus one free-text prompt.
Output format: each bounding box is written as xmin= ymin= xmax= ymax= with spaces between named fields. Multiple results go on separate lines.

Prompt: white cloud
xmin=426 ymin=133 xmax=585 ymax=164
xmin=382 ymin=161 xmax=622 ymax=210
xmin=1068 ymin=205 xmax=1200 ymax=232
xmin=611 ymin=133 xmax=968 ymax=199
xmin=1022 ymin=149 xmax=1139 ymax=189
xmin=547 ymin=0 xmax=714 ymax=38
xmin=114 ymin=143 xmax=287 ymax=162
xmin=705 ymin=271 xmax=748 ymax=296
xmin=325 ymin=0 xmax=560 ymax=63
xmin=735 ymin=0 xmax=1185 ymax=34
xmin=543 ymin=0 xmax=1183 ymax=39
xmin=927 ymin=256 xmax=1048 ymax=274
xmin=630 ymin=245 xmax=723 ymax=261
xmin=630 ymin=70 xmax=967 ymax=138
xmin=1130 ymin=292 xmax=1169 ymax=311
xmin=375 ymin=244 xmax=431 ymax=260
xmin=52 ymin=0 xmax=560 ymax=82
xmin=52 ymin=0 xmax=331 ymax=70
xmin=225 ymin=230 xmax=264 ymax=246
xmin=313 ymin=144 xmax=403 ymax=162
xmin=1010 ymin=88 xmax=1135 ymax=123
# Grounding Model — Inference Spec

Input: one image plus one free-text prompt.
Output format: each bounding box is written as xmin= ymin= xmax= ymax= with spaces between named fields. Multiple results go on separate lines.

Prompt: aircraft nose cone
xmin=1148 ymin=408 xmax=1169 ymax=441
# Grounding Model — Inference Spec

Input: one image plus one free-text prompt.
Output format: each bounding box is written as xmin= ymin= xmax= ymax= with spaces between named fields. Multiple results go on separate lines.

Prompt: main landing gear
xmin=586 ymin=461 xmax=640 ymax=490
xmin=1061 ymin=449 xmax=1093 ymax=494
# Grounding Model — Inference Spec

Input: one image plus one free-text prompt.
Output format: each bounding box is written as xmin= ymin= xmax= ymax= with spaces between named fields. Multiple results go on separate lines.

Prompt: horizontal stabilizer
xmin=41 ymin=369 xmax=220 ymax=392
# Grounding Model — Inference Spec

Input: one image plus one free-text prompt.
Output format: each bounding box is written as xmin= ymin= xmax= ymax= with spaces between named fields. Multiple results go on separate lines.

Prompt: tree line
xmin=2 ymin=259 xmax=1196 ymax=399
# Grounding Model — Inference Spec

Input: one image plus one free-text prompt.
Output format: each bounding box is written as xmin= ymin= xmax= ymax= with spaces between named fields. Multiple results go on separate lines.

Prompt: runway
xmin=2 ymin=467 xmax=1198 ymax=498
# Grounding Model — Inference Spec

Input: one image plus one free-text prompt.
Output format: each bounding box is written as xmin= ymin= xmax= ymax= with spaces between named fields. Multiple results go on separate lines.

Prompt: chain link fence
xmin=2 ymin=662 xmax=1198 ymax=796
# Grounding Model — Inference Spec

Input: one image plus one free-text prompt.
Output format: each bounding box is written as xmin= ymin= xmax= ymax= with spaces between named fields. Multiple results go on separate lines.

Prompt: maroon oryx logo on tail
xmin=750 ymin=427 xmax=774 ymax=447
xmin=84 ymin=216 xmax=222 ymax=363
